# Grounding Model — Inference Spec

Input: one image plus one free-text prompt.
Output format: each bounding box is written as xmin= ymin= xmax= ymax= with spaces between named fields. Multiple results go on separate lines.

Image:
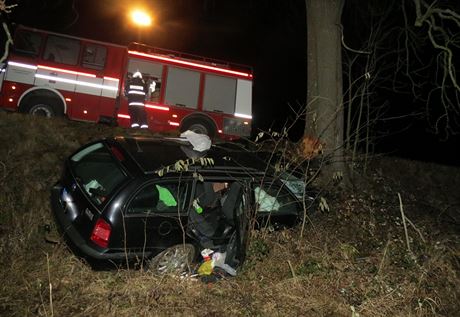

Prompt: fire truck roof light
xmin=8 ymin=61 xmax=38 ymax=70
xmin=234 ymin=113 xmax=252 ymax=119
xmin=145 ymin=103 xmax=169 ymax=111
xmin=38 ymin=65 xmax=97 ymax=78
xmin=128 ymin=50 xmax=252 ymax=78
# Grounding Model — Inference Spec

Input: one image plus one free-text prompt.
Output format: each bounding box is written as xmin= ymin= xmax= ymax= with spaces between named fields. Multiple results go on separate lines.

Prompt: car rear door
xmin=187 ymin=178 xmax=250 ymax=268
xmin=121 ymin=179 xmax=191 ymax=258
xmin=227 ymin=181 xmax=250 ymax=267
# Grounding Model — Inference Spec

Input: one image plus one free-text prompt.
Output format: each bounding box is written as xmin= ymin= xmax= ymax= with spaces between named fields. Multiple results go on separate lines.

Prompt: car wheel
xmin=181 ymin=119 xmax=216 ymax=139
xmin=147 ymin=244 xmax=196 ymax=275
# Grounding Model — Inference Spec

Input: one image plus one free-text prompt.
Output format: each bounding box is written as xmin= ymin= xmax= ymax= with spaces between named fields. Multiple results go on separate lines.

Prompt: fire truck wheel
xmin=28 ymin=104 xmax=55 ymax=117
xmin=181 ymin=120 xmax=216 ymax=138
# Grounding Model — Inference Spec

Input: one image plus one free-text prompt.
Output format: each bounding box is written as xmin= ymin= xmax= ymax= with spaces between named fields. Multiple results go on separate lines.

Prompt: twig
xmin=339 ymin=24 xmax=371 ymax=55
xmin=0 ymin=1 xmax=18 ymax=13
xmin=0 ymin=160 xmax=6 ymax=181
xmin=405 ymin=215 xmax=426 ymax=243
xmin=398 ymin=193 xmax=414 ymax=258
xmin=0 ymin=22 xmax=13 ymax=64
xmin=46 ymin=253 xmax=54 ymax=317
xmin=378 ymin=239 xmax=391 ymax=275
xmin=287 ymin=260 xmax=296 ymax=278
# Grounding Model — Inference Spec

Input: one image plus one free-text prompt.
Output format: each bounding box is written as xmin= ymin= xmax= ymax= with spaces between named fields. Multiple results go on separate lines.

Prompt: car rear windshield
xmin=70 ymin=142 xmax=128 ymax=206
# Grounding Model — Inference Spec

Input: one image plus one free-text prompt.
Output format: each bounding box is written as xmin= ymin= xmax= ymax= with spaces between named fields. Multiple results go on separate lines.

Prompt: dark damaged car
xmin=51 ymin=136 xmax=309 ymax=274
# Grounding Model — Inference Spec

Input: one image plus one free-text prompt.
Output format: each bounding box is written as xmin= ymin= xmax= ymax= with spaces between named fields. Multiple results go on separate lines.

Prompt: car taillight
xmin=90 ymin=218 xmax=111 ymax=248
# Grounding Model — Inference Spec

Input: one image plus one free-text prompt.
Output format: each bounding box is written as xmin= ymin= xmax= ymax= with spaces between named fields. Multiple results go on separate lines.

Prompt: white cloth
xmin=180 ymin=130 xmax=211 ymax=152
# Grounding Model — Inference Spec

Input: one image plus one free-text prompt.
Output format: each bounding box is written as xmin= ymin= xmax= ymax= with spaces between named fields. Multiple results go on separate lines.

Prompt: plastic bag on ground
xmin=212 ymin=252 xmax=237 ymax=276
xmin=180 ymin=130 xmax=212 ymax=152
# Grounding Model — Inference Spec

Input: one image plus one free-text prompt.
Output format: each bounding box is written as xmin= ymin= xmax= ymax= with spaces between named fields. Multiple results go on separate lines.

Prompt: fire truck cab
xmin=0 ymin=25 xmax=253 ymax=139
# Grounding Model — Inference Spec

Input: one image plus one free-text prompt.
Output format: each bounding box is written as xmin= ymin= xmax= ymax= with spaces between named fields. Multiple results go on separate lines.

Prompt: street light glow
xmin=131 ymin=9 xmax=152 ymax=27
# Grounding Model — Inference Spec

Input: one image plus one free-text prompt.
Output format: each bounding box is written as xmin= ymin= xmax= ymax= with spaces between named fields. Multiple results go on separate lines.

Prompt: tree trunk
xmin=305 ymin=0 xmax=346 ymax=185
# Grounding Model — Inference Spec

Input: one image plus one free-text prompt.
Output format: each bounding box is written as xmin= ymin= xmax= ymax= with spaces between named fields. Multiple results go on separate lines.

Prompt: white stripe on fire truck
xmin=38 ymin=65 xmax=96 ymax=78
xmin=8 ymin=61 xmax=119 ymax=85
xmin=8 ymin=61 xmax=38 ymax=70
xmin=145 ymin=104 xmax=169 ymax=111
xmin=234 ymin=112 xmax=252 ymax=119
xmin=35 ymin=74 xmax=119 ymax=91
xmin=104 ymin=76 xmax=120 ymax=82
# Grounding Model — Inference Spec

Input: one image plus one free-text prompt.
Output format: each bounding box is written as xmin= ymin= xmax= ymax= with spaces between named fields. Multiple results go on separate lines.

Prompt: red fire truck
xmin=0 ymin=25 xmax=253 ymax=139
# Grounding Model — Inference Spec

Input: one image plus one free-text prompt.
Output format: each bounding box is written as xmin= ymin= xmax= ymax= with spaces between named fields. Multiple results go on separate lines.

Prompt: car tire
xmin=181 ymin=119 xmax=216 ymax=139
xmin=147 ymin=243 xmax=196 ymax=275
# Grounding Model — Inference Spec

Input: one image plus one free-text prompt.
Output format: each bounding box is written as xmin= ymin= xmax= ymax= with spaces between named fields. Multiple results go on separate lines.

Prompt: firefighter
xmin=126 ymin=71 xmax=148 ymax=129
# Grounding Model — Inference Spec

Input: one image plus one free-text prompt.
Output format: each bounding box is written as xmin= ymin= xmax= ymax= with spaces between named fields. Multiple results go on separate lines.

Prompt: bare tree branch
xmin=0 ymin=1 xmax=16 ymax=64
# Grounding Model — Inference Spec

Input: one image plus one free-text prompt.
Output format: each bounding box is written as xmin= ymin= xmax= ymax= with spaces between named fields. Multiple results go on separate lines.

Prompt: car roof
xmin=111 ymin=136 xmax=269 ymax=175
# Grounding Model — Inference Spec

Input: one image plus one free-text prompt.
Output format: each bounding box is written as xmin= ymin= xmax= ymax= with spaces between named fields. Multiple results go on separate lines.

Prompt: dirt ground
xmin=0 ymin=111 xmax=458 ymax=316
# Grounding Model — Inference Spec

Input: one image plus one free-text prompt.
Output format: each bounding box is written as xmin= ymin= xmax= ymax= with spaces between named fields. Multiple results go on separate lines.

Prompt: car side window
xmin=253 ymin=184 xmax=300 ymax=215
xmin=70 ymin=142 xmax=128 ymax=206
xmin=127 ymin=182 xmax=188 ymax=214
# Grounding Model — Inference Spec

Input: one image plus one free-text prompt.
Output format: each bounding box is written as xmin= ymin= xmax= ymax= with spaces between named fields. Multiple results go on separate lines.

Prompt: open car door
xmin=188 ymin=181 xmax=248 ymax=269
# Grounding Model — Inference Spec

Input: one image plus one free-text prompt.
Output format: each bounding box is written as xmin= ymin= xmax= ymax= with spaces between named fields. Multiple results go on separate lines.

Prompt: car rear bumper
xmin=51 ymin=184 xmax=152 ymax=262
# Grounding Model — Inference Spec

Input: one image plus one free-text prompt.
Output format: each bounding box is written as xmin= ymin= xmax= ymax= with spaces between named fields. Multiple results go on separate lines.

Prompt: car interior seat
xmin=189 ymin=181 xmax=243 ymax=250
xmin=221 ymin=182 xmax=242 ymax=225
xmin=188 ymin=182 xmax=220 ymax=239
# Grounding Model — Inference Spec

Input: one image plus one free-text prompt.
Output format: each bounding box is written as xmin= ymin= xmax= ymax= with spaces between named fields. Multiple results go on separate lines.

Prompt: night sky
xmin=5 ymin=0 xmax=460 ymax=165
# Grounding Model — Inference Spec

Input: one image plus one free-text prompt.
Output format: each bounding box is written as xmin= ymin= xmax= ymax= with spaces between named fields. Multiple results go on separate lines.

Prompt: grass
xmin=0 ymin=111 xmax=459 ymax=316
